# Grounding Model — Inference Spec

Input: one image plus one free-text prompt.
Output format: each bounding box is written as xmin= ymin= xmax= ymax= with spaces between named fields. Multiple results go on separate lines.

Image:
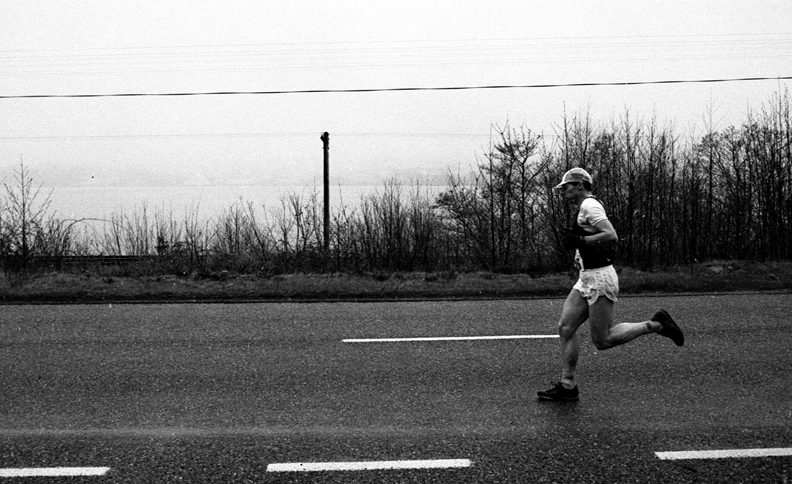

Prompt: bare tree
xmin=2 ymin=158 xmax=55 ymax=267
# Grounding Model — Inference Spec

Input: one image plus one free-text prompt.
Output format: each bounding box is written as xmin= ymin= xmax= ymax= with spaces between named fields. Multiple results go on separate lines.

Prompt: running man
xmin=538 ymin=167 xmax=684 ymax=402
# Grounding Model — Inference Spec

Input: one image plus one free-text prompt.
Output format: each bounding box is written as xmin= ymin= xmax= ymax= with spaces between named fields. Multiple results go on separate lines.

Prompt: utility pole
xmin=320 ymin=132 xmax=330 ymax=251
xmin=489 ymin=125 xmax=496 ymax=271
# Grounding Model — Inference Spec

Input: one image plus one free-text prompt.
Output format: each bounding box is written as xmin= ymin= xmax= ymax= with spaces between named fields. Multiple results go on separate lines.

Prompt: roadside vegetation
xmin=1 ymin=89 xmax=790 ymax=300
xmin=0 ymin=260 xmax=790 ymax=303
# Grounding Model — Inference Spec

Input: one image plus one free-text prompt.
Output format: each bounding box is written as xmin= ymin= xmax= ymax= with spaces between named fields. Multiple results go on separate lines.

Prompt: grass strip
xmin=0 ymin=261 xmax=789 ymax=303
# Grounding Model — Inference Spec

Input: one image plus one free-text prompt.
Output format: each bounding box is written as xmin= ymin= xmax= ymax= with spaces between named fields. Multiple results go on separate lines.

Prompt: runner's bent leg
xmin=558 ymin=289 xmax=589 ymax=387
xmin=588 ymin=297 xmax=662 ymax=350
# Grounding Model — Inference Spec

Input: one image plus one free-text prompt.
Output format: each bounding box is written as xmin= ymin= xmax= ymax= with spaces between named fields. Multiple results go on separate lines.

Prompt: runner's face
xmin=560 ymin=182 xmax=581 ymax=202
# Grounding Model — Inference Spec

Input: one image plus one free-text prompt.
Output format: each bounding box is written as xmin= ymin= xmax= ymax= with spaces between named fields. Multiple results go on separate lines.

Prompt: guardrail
xmin=30 ymin=255 xmax=162 ymax=267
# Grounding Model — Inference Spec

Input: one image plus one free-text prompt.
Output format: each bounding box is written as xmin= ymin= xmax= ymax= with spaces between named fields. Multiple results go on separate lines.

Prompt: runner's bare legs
xmin=558 ymin=290 xmax=663 ymax=388
xmin=558 ymin=290 xmax=588 ymax=388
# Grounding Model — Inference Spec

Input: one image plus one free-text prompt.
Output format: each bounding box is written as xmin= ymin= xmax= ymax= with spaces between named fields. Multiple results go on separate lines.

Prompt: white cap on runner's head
xmin=554 ymin=168 xmax=593 ymax=189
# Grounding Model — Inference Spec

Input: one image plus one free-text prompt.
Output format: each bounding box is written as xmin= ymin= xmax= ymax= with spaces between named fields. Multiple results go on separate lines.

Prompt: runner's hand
xmin=560 ymin=228 xmax=583 ymax=251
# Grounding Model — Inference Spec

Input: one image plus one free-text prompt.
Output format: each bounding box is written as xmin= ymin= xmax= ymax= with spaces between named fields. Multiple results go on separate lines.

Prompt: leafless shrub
xmin=3 ymin=90 xmax=790 ymax=277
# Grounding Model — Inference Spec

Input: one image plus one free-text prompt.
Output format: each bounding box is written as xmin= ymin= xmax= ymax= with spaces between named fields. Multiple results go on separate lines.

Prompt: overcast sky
xmin=1 ymin=1 xmax=791 ymax=197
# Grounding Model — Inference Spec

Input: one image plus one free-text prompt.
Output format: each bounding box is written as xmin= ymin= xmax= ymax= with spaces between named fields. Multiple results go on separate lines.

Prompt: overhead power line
xmin=0 ymin=132 xmax=495 ymax=141
xmin=1 ymin=76 xmax=790 ymax=99
xmin=2 ymin=32 xmax=790 ymax=53
xmin=2 ymin=34 xmax=788 ymax=79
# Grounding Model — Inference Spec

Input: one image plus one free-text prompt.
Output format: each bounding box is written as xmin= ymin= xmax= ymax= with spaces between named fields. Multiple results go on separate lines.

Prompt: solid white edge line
xmin=267 ymin=459 xmax=472 ymax=473
xmin=343 ymin=335 xmax=558 ymax=343
xmin=0 ymin=467 xmax=111 ymax=477
xmin=656 ymin=448 xmax=792 ymax=460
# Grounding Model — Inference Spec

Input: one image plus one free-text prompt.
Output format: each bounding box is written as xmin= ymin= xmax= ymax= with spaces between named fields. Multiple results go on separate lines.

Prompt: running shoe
xmin=537 ymin=382 xmax=579 ymax=402
xmin=652 ymin=309 xmax=684 ymax=346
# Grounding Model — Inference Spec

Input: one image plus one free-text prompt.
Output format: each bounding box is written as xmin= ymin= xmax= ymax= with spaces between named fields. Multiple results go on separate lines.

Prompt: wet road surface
xmin=0 ymin=295 xmax=790 ymax=482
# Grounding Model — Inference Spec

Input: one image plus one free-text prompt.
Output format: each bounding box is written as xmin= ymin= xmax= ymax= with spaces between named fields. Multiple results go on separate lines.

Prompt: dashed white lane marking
xmin=266 ymin=459 xmax=472 ymax=472
xmin=343 ymin=335 xmax=558 ymax=343
xmin=656 ymin=448 xmax=792 ymax=460
xmin=0 ymin=467 xmax=110 ymax=477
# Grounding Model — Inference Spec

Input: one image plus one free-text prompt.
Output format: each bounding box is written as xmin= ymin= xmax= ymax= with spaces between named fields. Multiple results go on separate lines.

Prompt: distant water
xmin=47 ymin=185 xmax=445 ymax=222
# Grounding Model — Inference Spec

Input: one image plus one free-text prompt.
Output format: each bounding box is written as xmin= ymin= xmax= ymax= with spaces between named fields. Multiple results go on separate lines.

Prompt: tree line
xmin=1 ymin=89 xmax=790 ymax=276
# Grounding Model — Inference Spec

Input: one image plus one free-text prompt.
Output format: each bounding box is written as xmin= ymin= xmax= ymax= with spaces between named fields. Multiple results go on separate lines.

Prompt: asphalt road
xmin=0 ymin=295 xmax=790 ymax=482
